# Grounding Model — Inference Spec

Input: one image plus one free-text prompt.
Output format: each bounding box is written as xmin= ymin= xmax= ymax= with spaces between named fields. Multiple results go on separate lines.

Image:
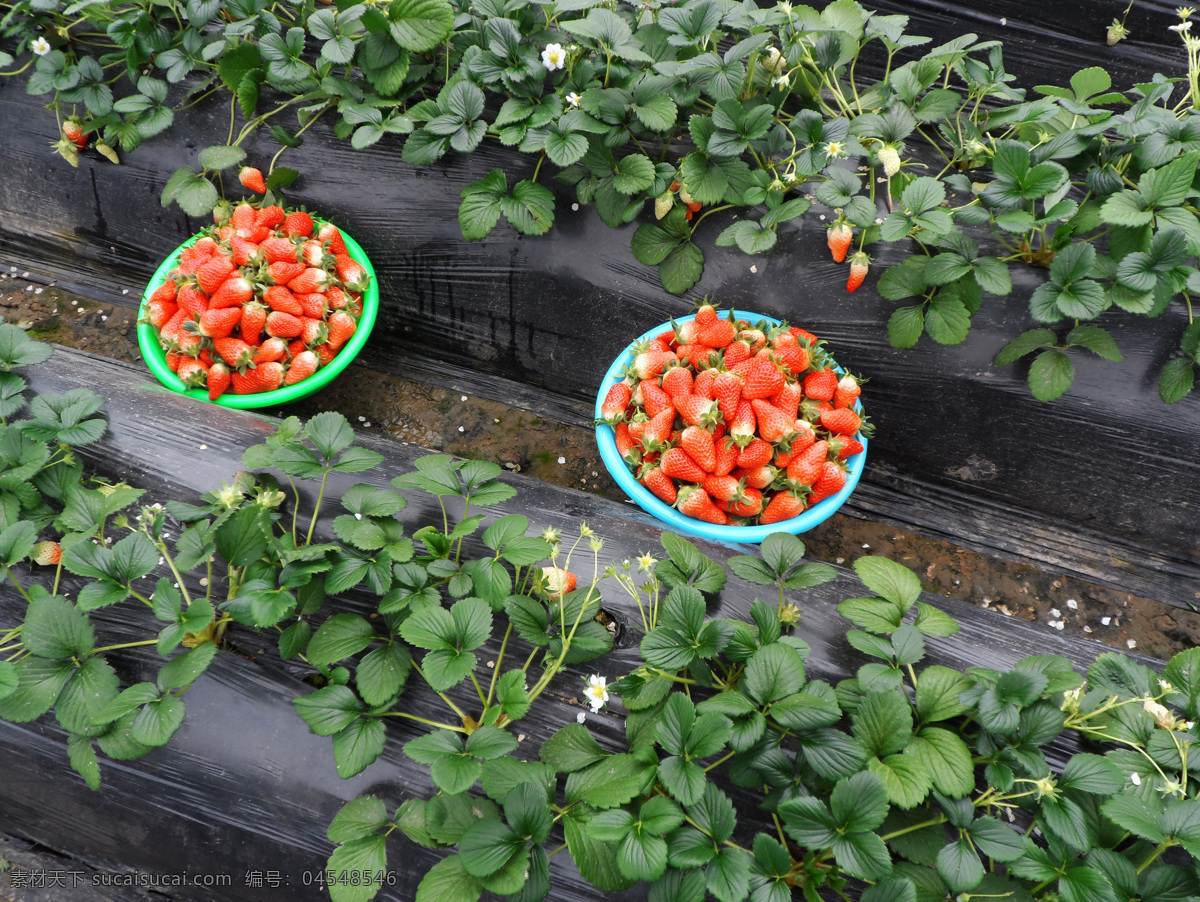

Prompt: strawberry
xmin=703 ymin=474 xmax=742 ymax=503
xmin=813 ymin=460 xmax=847 ymax=496
xmin=676 ymin=344 xmax=719 ymax=370
xmin=301 ymin=317 xmax=327 ymax=346
xmin=239 ymin=302 xmax=268 ymax=346
xmin=255 ymin=205 xmax=286 ymax=230
xmin=675 ymin=319 xmax=701 ymax=346
xmin=316 ymin=221 xmax=348 ymax=255
xmin=830 ymin=435 xmax=865 ymax=461
xmin=878 ymin=145 xmax=902 ymax=178
xmin=760 ymin=489 xmax=806 ymax=524
xmin=266 ymin=261 xmax=306 ymax=285
xmin=181 ymin=237 xmax=217 ymax=270
xmin=289 ymin=267 xmax=331 ymax=294
xmin=834 ymin=373 xmax=861 ymax=409
xmin=819 ymin=407 xmax=861 ymax=436
xmin=727 ymin=487 xmax=764 ymax=518
xmin=540 ymin=566 xmax=577 ymax=597
xmin=285 ymin=350 xmax=320 ymax=385
xmin=615 ymin=422 xmax=638 ymax=463
xmin=712 ymin=371 xmax=743 ymax=425
xmin=680 ymin=426 xmax=717 ymax=473
xmin=846 ymin=252 xmax=870 ymax=293
xmin=827 ymin=222 xmax=852 ymax=263
xmin=302 ymin=240 xmax=329 ymax=267
xmin=284 ymin=211 xmax=315 ymax=238
xmin=736 ymin=438 xmax=773 ymax=469
xmin=261 ymin=236 xmax=300 ymax=264
xmin=696 ymin=318 xmax=737 ymax=348
xmin=774 ymin=448 xmax=794 ymax=468
xmin=723 ymin=339 xmax=752 ymax=370
xmin=314 ymin=343 xmax=338 ymax=365
xmin=209 ymin=275 xmax=253 ymax=310
xmin=738 ymin=357 xmax=785 ymax=400
xmin=289 ymin=339 xmax=308 ymax=358
xmin=175 ymin=285 xmax=209 ymax=316
xmin=195 ymin=254 xmax=236 ymax=295
xmin=641 ymin=380 xmax=674 ymax=418
xmin=32 ymin=540 xmax=62 ymax=566
xmin=713 ymin=436 xmax=739 ymax=476
xmin=229 ymin=235 xmax=260 ymax=267
xmin=791 ymin=419 xmax=817 ymax=455
xmin=196 ymin=306 xmax=243 ymax=339
xmin=675 ymin=485 xmax=727 ymax=524
xmin=148 ymin=281 xmax=177 ymax=305
xmin=660 ymin=447 xmax=707 ymax=484
xmin=62 ymin=119 xmax=87 ymax=151
xmin=771 ymin=345 xmax=809 ymax=376
xmin=791 ymin=326 xmax=819 ymax=346
xmin=207 ymin=362 xmax=232 ymax=400
xmin=732 ymin=465 xmax=774 ymax=490
xmin=677 ymin=393 xmax=720 ymax=428
xmin=327 ymin=311 xmax=357 ymax=351
xmin=166 ymin=351 xmax=185 ymax=372
xmin=231 ymin=361 xmax=284 ymax=394
xmin=693 ymin=368 xmax=717 ymax=399
xmin=640 ymin=408 xmax=676 ymax=452
xmin=661 ymin=365 xmax=694 ymax=402
xmin=176 ymin=358 xmax=208 ymax=388
xmin=239 ymin=166 xmax=267 ymax=194
xmin=601 ymin=382 xmax=633 ymax=425
xmin=631 ymin=349 xmax=676 ymax=381
xmin=641 ymin=466 xmax=677 ymax=504
xmin=254 ymin=337 xmax=289 ymax=364
xmin=787 ymin=441 xmax=829 ymax=486
xmin=770 ymin=381 xmax=804 ymax=421
xmin=325 ymin=286 xmax=349 ymax=310
xmin=294 ymin=292 xmax=327 ymax=319
xmin=143 ymin=296 xmax=178 ymax=330
xmin=803 ymin=370 xmax=837 ymax=401
xmin=728 ymin=400 xmax=756 ymax=448
xmin=264 ymin=285 xmax=303 ymax=315
xmin=695 ymin=303 xmax=718 ymax=326
xmin=230 ymin=203 xmax=257 ymax=232
xmin=739 ymin=328 xmax=767 ymax=353
xmin=750 ymin=399 xmax=794 ymax=444
xmin=212 ymin=337 xmax=255 ymax=369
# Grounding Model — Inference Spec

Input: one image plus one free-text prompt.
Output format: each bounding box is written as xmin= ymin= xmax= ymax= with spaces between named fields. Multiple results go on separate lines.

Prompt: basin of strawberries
xmin=138 ymin=197 xmax=377 ymax=408
xmin=595 ymin=306 xmax=868 ymax=542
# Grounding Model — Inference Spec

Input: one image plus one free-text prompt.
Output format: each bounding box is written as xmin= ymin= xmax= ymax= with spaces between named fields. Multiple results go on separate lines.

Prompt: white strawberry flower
xmin=1131 ymin=772 xmax=1142 ymax=786
xmin=542 ymin=43 xmax=566 ymax=71
xmin=31 ymin=37 xmax=51 ymax=56
xmin=565 ymin=91 xmax=581 ymax=108
xmin=584 ymin=675 xmax=609 ymax=711
xmin=576 ymin=711 xmax=587 ymax=723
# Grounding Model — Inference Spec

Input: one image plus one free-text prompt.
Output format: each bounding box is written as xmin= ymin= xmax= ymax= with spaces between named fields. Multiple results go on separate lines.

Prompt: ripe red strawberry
xmin=176 ymin=357 xmax=208 ymax=388
xmin=314 ymin=343 xmax=338 ymax=365
xmin=727 ymin=487 xmax=764 ymax=518
xmin=285 ymin=350 xmax=320 ymax=385
xmin=301 ymin=317 xmax=327 ymax=346
xmin=846 ymin=252 xmax=870 ymax=293
xmin=738 ymin=357 xmax=785 ymax=400
xmin=33 ymin=540 xmax=62 ymax=566
xmin=819 ymin=407 xmax=861 ymax=436
xmin=813 ymin=460 xmax=848 ymax=496
xmin=288 ymin=339 xmax=307 ymax=358
xmin=771 ymin=345 xmax=809 ymax=376
xmin=834 ymin=373 xmax=861 ymax=409
xmin=237 ymin=302 xmax=266 ymax=345
xmin=325 ymin=286 xmax=349 ymax=310
xmin=787 ymin=440 xmax=829 ymax=486
xmin=289 ymin=267 xmax=331 ymax=294
xmin=230 ymin=202 xmax=257 ymax=232
xmin=631 ymin=349 xmax=676 ymax=381
xmin=166 ymin=351 xmax=185 ymax=372
xmin=180 ymin=237 xmax=217 ymax=270
xmin=680 ymin=426 xmax=717 ymax=473
xmin=751 ymin=399 xmax=794 ymax=444
xmin=195 ymin=254 xmax=236 ymax=295
xmin=615 ymin=422 xmax=637 ymax=462
xmin=791 ymin=326 xmax=819 ymax=346
xmin=316 ymin=221 xmax=348 ymax=255
xmin=661 ymin=365 xmax=694 ymax=402
xmin=827 ymin=222 xmax=852 ymax=263
xmin=175 ymin=284 xmax=208 ymax=316
xmin=197 ymin=306 xmax=243 ymax=339
xmin=774 ymin=448 xmax=794 ymax=469
xmin=791 ymin=419 xmax=817 ymax=454
xmin=761 ymin=489 xmax=806 ymax=524
xmin=144 ymin=296 xmax=178 ymax=330
xmin=207 ymin=362 xmax=232 ymax=400
xmin=264 ymin=285 xmax=303 ymax=315
xmin=695 ymin=303 xmax=718 ymax=326
xmin=703 ymin=474 xmax=742 ymax=503
xmin=256 ymin=205 xmax=286 ymax=230
xmin=696 ymin=318 xmax=737 ymax=349
xmin=327 ymin=311 xmax=357 ymax=351
xmin=660 ymin=447 xmax=707 ymax=484
xmin=209 ymin=275 xmax=253 ymax=310
xmin=712 ymin=371 xmax=742 ymax=425
xmin=229 ymin=235 xmax=259 ymax=267
xmin=239 ymin=166 xmax=267 ymax=194
xmin=231 ymin=361 xmax=284 ymax=394
xmin=62 ymin=119 xmax=87 ymax=151
xmin=830 ymin=435 xmax=865 ymax=461
xmin=728 ymin=401 xmax=756 ymax=448
xmin=771 ymin=381 xmax=804 ymax=421
xmin=254 ymin=337 xmax=289 ymax=364
xmin=149 ymin=280 xmax=177 ymax=305
xmin=736 ymin=438 xmax=773 ymax=469
xmin=601 ymin=382 xmax=633 ymax=425
xmin=295 ymin=292 xmax=327 ymax=319
xmin=266 ymin=261 xmax=306 ymax=285
xmin=261 ymin=236 xmax=300 ymax=264
xmin=284 ymin=211 xmax=315 ymax=238
xmin=212 ymin=337 xmax=255 ymax=369
xmin=676 ymin=344 xmax=719 ymax=370
xmin=675 ymin=319 xmax=701 ymax=346
xmin=641 ymin=380 xmax=674 ymax=418
xmin=713 ymin=436 xmax=739 ymax=476
xmin=640 ymin=408 xmax=676 ymax=452
xmin=732 ymin=465 xmax=774 ymax=490
xmin=803 ymin=370 xmax=837 ymax=401
xmin=677 ymin=393 xmax=720 ymax=428
xmin=641 ymin=466 xmax=677 ymax=504
xmin=675 ymin=485 xmax=727 ymax=524
xmin=693 ymin=368 xmax=717 ymax=399
xmin=302 ymin=240 xmax=329 ymax=267
xmin=723 ymin=339 xmax=751 ymax=370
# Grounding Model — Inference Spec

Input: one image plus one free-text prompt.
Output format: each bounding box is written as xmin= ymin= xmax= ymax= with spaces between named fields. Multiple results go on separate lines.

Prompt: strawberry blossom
xmin=584 ymin=675 xmax=609 ymax=711
xmin=541 ymin=43 xmax=566 ymax=71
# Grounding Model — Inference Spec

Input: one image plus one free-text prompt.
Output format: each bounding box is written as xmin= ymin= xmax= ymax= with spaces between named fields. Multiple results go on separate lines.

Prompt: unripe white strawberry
xmin=33 ymin=541 xmax=62 ymax=566
xmin=878 ymin=145 xmax=902 ymax=178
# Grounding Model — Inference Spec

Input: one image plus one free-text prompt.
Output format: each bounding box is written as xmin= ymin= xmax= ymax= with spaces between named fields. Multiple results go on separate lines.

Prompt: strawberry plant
xmin=5 ymin=1 xmax=1200 ymax=401
xmin=3 ymin=327 xmax=1200 ymax=902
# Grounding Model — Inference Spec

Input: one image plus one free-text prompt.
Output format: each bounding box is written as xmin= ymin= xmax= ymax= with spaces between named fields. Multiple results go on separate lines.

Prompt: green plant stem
xmin=151 ymin=535 xmax=193 ymax=607
xmin=1138 ymin=841 xmax=1174 ymax=874
xmin=90 ymin=638 xmax=159 ymax=655
xmin=380 ymin=710 xmax=467 ymax=733
xmin=268 ymin=104 xmax=330 ymax=173
xmin=469 ymin=669 xmax=487 ymax=706
xmin=127 ymin=589 xmax=157 ymax=609
xmin=411 ymin=660 xmax=469 ymax=722
xmin=485 ymin=624 xmax=512 ymax=707
xmin=2 ymin=568 xmax=32 ymax=603
xmin=305 ymin=471 xmax=331 ymax=545
xmin=704 ymin=750 xmax=735 ymax=772
xmin=879 ymin=814 xmax=947 ymax=842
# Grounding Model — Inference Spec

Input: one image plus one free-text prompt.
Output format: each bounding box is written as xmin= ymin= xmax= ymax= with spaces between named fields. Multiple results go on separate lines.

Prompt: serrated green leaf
xmin=1028 ymin=349 xmax=1075 ymax=402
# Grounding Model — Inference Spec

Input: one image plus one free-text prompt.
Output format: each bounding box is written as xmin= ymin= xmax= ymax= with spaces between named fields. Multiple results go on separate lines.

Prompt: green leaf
xmin=659 ymin=242 xmax=704 ymax=295
xmin=832 ymin=770 xmax=890 ymax=832
xmin=387 ymin=0 xmax=454 ymax=51
xmin=902 ymin=177 xmax=946 ymax=214
xmin=566 ymin=754 xmax=652 ymax=808
xmin=632 ymin=221 xmax=686 ymax=266
xmin=328 ymin=795 xmax=389 ymax=843
xmin=333 ymin=717 xmax=386 ymax=778
xmin=618 ymin=830 xmax=669 ymax=882
xmin=197 ymin=144 xmax=245 ymax=171
xmin=0 ymin=660 xmax=16 ymax=701
xmin=67 ymin=734 xmax=101 ymax=790
xmin=23 ymin=594 xmax=94 ymax=659
xmin=0 ymin=656 xmax=74 ymax=722
xmin=308 ymin=614 xmax=377 ymax=667
xmin=659 ymin=757 xmax=706 ymax=806
xmin=327 ymin=835 xmax=389 ymax=902
xmin=924 ymin=293 xmax=971 ymax=345
xmin=1101 ymin=792 xmax=1164 ymax=843
xmin=611 ymin=154 xmax=656 ymax=195
xmin=915 ymin=666 xmax=972 ymax=722
xmin=1059 ymin=753 xmax=1125 ymax=794
xmin=708 ymin=847 xmax=751 ymax=902
xmin=1100 ymin=191 xmax=1152 ymax=227
xmin=56 ymin=656 xmax=119 ymax=736
xmin=131 ymin=694 xmax=185 ymax=747
xmin=502 ymin=181 xmax=555 ymax=236
xmin=691 ymin=783 xmax=737 ymax=843
xmin=870 ymin=754 xmax=932 ymax=809
xmin=853 ymin=690 xmax=914 ymax=758
xmin=680 ymin=152 xmax=728 ymax=205
xmin=853 ymin=557 xmax=921 ymax=610
xmin=743 ymin=643 xmax=805 ymax=704
xmin=465 ymin=724 xmax=518 ymax=760
xmin=1059 ymin=867 xmax=1119 ymax=902
xmin=1028 ymin=349 xmax=1075 ymax=402
xmin=564 ymin=807 xmax=634 ymax=891
xmin=937 ymin=837 xmax=984 ymax=892
xmin=888 ymin=306 xmax=925 ymax=349
xmin=293 ymin=685 xmax=364 ymax=736
xmin=215 ymin=504 xmax=270 ymax=567
xmin=833 ymin=830 xmax=893 ymax=881
xmin=996 ymin=329 xmax=1055 ymax=365
xmin=914 ymin=602 xmax=959 ymax=637
xmin=504 ymin=595 xmax=551 ymax=646
xmin=157 ymin=642 xmax=216 ymax=692
xmin=355 ymin=643 xmax=410 ymax=706
xmin=0 ymin=520 xmax=35 ymax=567
xmin=908 ymin=727 xmax=974 ymax=797
xmin=968 ymin=817 xmax=1026 ymax=862
xmin=541 ymin=722 xmax=608 ymax=772
xmin=1140 ymin=152 xmax=1199 ymax=209
xmin=460 ymin=818 xmax=520 ymax=877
